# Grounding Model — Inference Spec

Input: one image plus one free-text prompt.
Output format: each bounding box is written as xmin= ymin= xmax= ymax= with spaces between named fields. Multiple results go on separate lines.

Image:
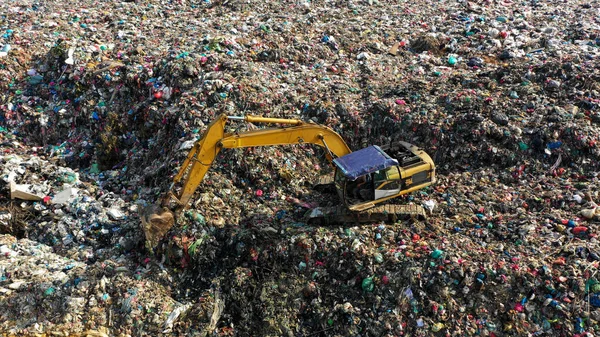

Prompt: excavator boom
xmin=172 ymin=114 xmax=352 ymax=208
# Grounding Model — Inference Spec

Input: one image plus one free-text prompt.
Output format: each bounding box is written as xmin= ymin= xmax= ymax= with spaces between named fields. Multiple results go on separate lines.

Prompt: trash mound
xmin=0 ymin=234 xmax=183 ymax=336
xmin=0 ymin=0 xmax=600 ymax=335
xmin=410 ymin=34 xmax=443 ymax=54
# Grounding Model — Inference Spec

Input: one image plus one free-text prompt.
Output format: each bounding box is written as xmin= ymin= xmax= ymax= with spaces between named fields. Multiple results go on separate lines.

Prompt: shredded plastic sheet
xmin=333 ymin=146 xmax=398 ymax=180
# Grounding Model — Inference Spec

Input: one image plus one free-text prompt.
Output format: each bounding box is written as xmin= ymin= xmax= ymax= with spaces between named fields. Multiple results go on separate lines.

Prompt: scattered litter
xmin=0 ymin=0 xmax=600 ymax=335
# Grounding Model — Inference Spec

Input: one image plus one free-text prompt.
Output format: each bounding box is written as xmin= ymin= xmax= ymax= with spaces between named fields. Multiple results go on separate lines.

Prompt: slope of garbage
xmin=1 ymin=0 xmax=600 ymax=335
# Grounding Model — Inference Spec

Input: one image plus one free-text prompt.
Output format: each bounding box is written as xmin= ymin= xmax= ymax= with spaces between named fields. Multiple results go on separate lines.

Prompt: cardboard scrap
xmin=10 ymin=181 xmax=45 ymax=201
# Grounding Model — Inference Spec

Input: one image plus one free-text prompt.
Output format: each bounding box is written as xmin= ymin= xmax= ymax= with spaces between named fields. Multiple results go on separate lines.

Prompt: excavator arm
xmin=169 ymin=113 xmax=352 ymax=209
xmin=143 ymin=113 xmax=351 ymax=249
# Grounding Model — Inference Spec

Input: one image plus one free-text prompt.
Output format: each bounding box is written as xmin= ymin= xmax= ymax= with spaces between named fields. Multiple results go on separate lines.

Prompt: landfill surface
xmin=1 ymin=0 xmax=600 ymax=335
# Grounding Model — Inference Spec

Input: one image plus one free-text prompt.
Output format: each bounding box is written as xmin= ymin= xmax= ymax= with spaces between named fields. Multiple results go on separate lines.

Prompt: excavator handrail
xmin=228 ymin=115 xmax=304 ymax=125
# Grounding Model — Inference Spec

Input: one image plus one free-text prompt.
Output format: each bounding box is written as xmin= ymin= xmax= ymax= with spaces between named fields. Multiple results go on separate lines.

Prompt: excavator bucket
xmin=140 ymin=205 xmax=175 ymax=250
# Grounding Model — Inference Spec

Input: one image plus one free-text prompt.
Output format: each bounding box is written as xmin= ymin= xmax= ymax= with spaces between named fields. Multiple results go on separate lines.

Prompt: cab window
xmin=375 ymin=166 xmax=401 ymax=191
xmin=375 ymin=166 xmax=400 ymax=183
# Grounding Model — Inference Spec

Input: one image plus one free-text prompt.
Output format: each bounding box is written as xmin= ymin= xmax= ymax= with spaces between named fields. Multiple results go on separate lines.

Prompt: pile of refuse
xmin=1 ymin=0 xmax=600 ymax=335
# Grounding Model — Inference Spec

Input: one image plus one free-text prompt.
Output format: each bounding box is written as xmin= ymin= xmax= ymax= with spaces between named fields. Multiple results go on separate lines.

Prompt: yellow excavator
xmin=141 ymin=113 xmax=436 ymax=248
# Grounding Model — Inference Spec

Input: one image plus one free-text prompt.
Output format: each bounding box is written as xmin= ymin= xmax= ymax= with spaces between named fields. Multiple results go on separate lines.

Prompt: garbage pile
xmin=1 ymin=0 xmax=600 ymax=335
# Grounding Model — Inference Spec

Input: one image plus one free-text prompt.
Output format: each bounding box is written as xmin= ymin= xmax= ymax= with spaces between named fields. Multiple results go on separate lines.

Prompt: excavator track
xmin=306 ymin=203 xmax=426 ymax=225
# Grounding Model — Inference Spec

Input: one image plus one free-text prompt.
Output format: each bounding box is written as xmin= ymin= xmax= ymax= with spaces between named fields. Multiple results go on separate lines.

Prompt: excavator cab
xmin=332 ymin=144 xmax=435 ymax=212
